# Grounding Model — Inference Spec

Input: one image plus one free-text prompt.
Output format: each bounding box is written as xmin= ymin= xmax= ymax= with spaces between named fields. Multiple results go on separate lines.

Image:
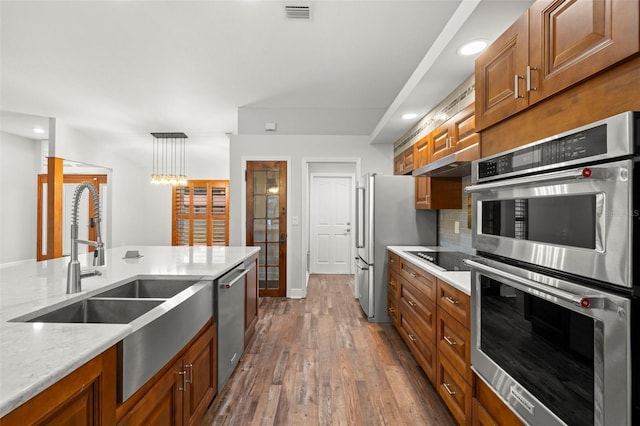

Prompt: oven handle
xmin=465 ymin=259 xmax=594 ymax=308
xmin=465 ymin=167 xmax=601 ymax=193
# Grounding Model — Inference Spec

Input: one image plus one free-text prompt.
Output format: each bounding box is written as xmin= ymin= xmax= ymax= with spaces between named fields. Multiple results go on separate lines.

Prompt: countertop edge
xmin=387 ymin=246 xmax=471 ymax=295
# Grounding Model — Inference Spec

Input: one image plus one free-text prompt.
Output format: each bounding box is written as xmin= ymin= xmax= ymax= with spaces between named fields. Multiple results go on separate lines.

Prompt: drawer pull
xmin=408 ymin=300 xmax=417 ymax=307
xmin=444 ymin=296 xmax=459 ymax=305
xmin=390 ymin=280 xmax=396 ymax=287
xmin=444 ymin=336 xmax=457 ymax=346
xmin=408 ymin=334 xmax=417 ymax=342
xmin=388 ymin=307 xmax=396 ymax=313
xmin=409 ymin=272 xmax=417 ymax=278
xmin=443 ymin=383 xmax=456 ymax=396
xmin=390 ymin=259 xmax=396 ymax=263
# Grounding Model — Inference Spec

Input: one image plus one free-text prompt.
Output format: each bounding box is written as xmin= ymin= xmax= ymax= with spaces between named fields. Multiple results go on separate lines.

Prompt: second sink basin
xmin=26 ymin=298 xmax=164 ymax=324
xmin=95 ymin=279 xmax=198 ymax=298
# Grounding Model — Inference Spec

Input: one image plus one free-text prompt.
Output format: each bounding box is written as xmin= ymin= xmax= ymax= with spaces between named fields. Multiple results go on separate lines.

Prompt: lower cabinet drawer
xmin=399 ymin=314 xmax=437 ymax=384
xmin=436 ymin=355 xmax=472 ymax=426
xmin=472 ymin=398 xmax=498 ymax=426
xmin=436 ymin=309 xmax=471 ymax=384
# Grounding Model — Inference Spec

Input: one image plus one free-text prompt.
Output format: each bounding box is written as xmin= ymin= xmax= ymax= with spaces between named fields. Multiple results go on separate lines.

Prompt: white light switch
xmin=292 ymin=216 xmax=299 ymax=225
xmin=454 ymin=221 xmax=460 ymax=234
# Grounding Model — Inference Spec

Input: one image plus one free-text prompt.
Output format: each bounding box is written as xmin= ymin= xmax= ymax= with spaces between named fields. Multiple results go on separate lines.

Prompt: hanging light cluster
xmin=150 ymin=132 xmax=188 ymax=185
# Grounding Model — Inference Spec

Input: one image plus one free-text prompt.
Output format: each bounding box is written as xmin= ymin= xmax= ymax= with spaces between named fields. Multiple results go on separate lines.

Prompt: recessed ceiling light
xmin=457 ymin=39 xmax=488 ymax=56
xmin=402 ymin=113 xmax=418 ymax=120
xmin=33 ymin=128 xmax=45 ymax=134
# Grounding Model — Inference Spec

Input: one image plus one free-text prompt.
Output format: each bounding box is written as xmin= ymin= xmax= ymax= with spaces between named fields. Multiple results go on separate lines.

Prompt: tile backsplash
xmin=438 ymin=176 xmax=473 ymax=253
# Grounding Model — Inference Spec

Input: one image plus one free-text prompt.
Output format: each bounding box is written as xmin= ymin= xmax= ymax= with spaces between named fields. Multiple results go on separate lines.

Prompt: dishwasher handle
xmin=219 ymin=268 xmax=250 ymax=289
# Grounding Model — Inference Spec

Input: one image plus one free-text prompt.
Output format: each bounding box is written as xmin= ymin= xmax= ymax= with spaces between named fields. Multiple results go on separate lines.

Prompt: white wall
xmin=0 ymin=132 xmax=40 ymax=264
xmin=229 ymin=133 xmax=392 ymax=298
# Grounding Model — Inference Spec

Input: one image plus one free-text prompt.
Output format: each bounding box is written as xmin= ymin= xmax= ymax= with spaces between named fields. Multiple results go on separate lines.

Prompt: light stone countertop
xmin=387 ymin=246 xmax=472 ymax=295
xmin=0 ymin=245 xmax=259 ymax=418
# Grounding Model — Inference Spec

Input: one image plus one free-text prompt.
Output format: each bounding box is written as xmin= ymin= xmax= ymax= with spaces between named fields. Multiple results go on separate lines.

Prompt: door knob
xmin=345 ymin=228 xmax=351 ymax=232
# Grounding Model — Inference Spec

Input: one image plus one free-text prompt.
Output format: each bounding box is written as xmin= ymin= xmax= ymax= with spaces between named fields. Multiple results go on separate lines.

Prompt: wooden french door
xmin=246 ymin=161 xmax=287 ymax=297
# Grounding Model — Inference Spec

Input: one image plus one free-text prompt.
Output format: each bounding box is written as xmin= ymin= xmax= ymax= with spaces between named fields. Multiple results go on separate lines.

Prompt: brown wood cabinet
xmin=415 ymin=176 xmax=462 ymax=210
xmin=244 ymin=253 xmax=259 ymax=347
xmin=394 ymin=145 xmax=415 ymax=175
xmin=0 ymin=346 xmax=117 ymax=425
xmin=117 ymin=321 xmax=217 ymax=426
xmin=473 ymin=375 xmax=524 ymax=426
xmin=387 ymin=251 xmax=401 ymax=327
xmin=476 ymin=0 xmax=639 ymax=130
xmin=435 ymin=279 xmax=472 ymax=425
xmin=397 ymin=257 xmax=438 ymax=383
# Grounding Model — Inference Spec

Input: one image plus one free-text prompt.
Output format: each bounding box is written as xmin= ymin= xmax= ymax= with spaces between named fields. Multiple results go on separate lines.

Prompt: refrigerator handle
xmin=356 ymin=186 xmax=365 ymax=248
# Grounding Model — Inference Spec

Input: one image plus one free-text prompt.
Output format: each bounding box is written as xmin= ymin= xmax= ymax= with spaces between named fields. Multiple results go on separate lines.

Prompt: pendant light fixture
xmin=150 ymin=132 xmax=188 ymax=185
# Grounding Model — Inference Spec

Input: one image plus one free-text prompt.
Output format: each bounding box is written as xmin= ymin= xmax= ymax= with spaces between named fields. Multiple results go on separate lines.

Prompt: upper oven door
xmin=466 ymin=158 xmax=633 ymax=289
xmin=467 ymin=257 xmax=632 ymax=426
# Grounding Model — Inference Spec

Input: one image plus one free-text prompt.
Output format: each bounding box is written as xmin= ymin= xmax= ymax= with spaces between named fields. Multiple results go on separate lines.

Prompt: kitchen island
xmin=0 ymin=245 xmax=259 ymax=419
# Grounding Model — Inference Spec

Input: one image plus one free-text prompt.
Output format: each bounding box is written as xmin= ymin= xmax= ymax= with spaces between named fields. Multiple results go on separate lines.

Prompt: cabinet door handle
xmin=526 ymin=66 xmax=537 ymax=92
xmin=443 ymin=383 xmax=456 ymax=396
xmin=388 ymin=307 xmax=396 ymax=313
xmin=408 ymin=300 xmax=417 ymax=307
xmin=444 ymin=296 xmax=459 ymax=305
xmin=178 ymin=371 xmax=186 ymax=391
xmin=444 ymin=336 xmax=457 ymax=346
xmin=409 ymin=272 xmax=417 ymax=278
xmin=185 ymin=363 xmax=193 ymax=384
xmin=514 ymin=74 xmax=524 ymax=99
xmin=408 ymin=334 xmax=417 ymax=342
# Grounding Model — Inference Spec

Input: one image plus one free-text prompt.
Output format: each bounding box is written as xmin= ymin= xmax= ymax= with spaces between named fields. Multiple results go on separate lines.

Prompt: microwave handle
xmin=465 ymin=259 xmax=595 ymax=308
xmin=465 ymin=167 xmax=602 ymax=193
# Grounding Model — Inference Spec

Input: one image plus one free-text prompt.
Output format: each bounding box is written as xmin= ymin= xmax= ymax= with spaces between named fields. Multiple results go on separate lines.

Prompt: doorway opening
xmin=303 ymin=159 xmax=360 ymax=296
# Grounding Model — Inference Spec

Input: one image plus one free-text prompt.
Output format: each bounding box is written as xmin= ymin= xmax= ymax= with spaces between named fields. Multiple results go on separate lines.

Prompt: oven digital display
xmin=478 ymin=124 xmax=607 ymax=179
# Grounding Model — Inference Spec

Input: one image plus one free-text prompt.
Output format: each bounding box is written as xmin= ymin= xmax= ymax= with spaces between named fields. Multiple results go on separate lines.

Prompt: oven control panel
xmin=478 ymin=124 xmax=607 ymax=179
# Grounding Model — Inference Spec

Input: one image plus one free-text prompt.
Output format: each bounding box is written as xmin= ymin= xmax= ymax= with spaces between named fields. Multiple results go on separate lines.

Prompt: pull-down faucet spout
xmin=67 ymin=181 xmax=105 ymax=294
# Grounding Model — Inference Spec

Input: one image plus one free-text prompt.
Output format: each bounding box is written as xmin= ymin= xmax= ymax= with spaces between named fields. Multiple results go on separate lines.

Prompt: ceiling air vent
xmin=285 ymin=5 xmax=311 ymax=20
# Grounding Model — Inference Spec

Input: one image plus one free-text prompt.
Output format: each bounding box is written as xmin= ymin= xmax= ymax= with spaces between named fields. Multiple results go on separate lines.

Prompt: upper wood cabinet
xmin=414 ymin=135 xmax=430 ymax=169
xmin=431 ymin=104 xmax=479 ymax=163
xmin=476 ymin=0 xmax=640 ymax=130
xmin=394 ymin=145 xmax=416 ymax=175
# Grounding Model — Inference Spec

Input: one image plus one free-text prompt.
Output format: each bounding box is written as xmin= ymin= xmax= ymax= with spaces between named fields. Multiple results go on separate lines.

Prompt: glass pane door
xmin=246 ymin=161 xmax=287 ymax=297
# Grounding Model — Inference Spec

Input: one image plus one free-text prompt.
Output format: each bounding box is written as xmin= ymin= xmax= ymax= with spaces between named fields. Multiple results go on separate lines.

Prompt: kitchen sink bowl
xmin=94 ymin=278 xmax=199 ymax=298
xmin=26 ymin=298 xmax=163 ymax=324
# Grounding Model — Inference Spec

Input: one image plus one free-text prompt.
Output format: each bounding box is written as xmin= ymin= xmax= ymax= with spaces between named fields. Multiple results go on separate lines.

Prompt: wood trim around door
xmin=246 ymin=161 xmax=287 ymax=297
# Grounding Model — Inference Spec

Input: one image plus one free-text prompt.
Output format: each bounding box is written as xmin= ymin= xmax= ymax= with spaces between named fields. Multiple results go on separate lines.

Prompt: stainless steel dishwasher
xmin=216 ymin=261 xmax=249 ymax=393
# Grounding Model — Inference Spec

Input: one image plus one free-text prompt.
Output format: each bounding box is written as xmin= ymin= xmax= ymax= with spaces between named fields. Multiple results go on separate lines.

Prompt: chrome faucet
xmin=67 ymin=181 xmax=105 ymax=294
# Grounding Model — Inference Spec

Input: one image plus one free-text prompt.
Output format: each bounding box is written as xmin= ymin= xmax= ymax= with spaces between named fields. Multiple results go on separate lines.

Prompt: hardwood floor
xmin=200 ymin=274 xmax=455 ymax=426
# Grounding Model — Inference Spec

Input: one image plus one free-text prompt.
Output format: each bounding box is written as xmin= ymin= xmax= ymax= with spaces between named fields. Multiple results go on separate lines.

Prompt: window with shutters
xmin=172 ymin=180 xmax=229 ymax=246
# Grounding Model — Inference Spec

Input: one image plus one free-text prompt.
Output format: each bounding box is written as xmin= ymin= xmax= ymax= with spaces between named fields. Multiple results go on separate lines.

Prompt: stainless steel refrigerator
xmin=354 ymin=173 xmax=437 ymax=322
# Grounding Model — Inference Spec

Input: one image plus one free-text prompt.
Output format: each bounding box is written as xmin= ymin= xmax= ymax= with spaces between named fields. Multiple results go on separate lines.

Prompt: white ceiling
xmin=1 ymin=0 xmax=532 ymax=156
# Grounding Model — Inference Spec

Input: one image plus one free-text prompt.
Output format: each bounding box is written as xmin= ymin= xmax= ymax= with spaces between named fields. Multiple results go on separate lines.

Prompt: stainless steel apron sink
xmin=11 ymin=277 xmax=213 ymax=402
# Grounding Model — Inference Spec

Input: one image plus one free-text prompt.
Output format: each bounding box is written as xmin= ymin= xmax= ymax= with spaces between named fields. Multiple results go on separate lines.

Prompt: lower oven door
xmin=466 ymin=257 xmax=631 ymax=426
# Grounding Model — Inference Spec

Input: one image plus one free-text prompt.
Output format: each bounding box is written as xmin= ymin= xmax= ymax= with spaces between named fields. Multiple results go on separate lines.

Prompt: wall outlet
xmin=454 ymin=221 xmax=460 ymax=234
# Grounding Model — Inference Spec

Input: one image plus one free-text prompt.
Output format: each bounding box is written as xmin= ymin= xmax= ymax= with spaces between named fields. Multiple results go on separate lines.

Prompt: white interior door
xmin=310 ymin=174 xmax=353 ymax=274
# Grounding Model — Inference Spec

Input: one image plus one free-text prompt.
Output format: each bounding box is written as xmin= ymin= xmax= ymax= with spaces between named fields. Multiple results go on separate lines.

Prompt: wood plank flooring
xmin=200 ymin=274 xmax=455 ymax=426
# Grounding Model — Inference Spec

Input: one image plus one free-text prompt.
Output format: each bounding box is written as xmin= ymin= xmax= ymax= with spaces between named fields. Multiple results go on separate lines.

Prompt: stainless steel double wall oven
xmin=465 ymin=111 xmax=640 ymax=426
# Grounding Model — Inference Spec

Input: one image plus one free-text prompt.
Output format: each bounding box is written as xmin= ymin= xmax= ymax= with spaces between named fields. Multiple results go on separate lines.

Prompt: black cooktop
xmin=407 ymin=251 xmax=471 ymax=271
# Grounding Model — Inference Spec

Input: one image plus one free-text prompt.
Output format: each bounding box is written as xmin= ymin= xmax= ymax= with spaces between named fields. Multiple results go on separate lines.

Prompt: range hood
xmin=412 ymin=143 xmax=479 ymax=178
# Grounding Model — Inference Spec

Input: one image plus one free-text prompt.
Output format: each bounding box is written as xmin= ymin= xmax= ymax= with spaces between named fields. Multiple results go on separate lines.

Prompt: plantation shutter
xmin=172 ymin=180 xmax=229 ymax=246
